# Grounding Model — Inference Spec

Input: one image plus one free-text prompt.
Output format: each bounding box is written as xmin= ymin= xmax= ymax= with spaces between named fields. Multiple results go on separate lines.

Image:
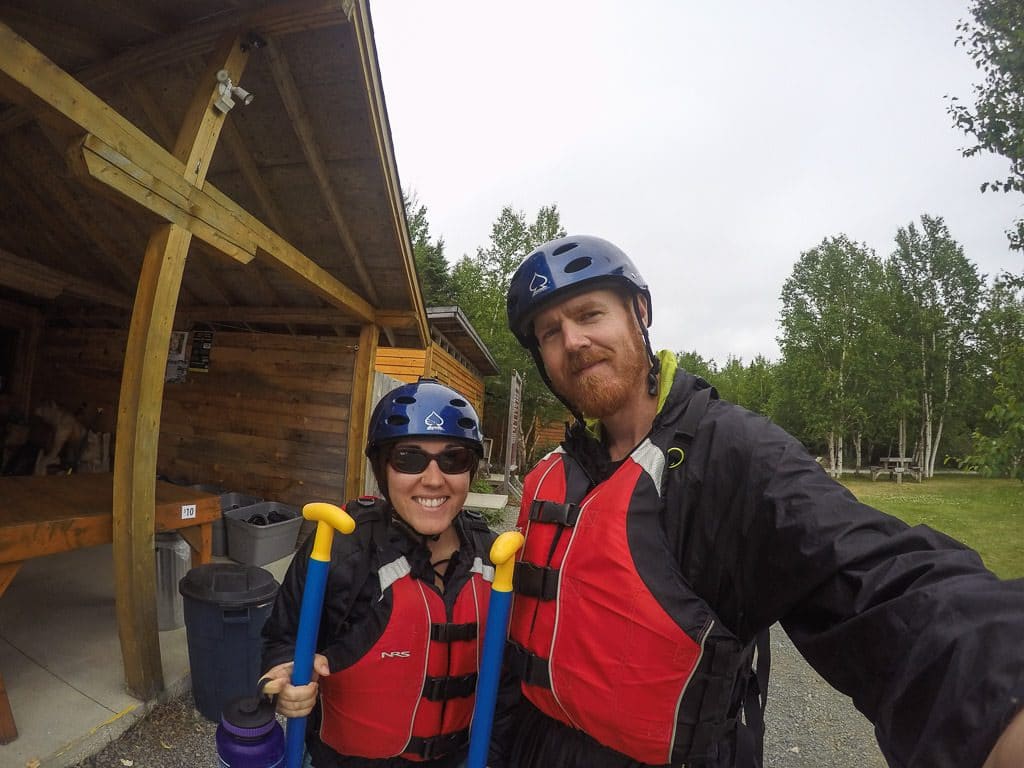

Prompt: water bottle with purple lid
xmin=216 ymin=679 xmax=285 ymax=767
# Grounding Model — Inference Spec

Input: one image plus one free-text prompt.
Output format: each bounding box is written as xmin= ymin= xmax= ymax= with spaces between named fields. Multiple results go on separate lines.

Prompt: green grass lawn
xmin=841 ymin=474 xmax=1024 ymax=579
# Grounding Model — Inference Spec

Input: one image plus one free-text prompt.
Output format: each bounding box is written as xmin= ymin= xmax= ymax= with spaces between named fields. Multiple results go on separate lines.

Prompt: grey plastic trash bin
xmin=179 ymin=562 xmax=279 ymax=721
xmin=155 ymin=532 xmax=191 ymax=630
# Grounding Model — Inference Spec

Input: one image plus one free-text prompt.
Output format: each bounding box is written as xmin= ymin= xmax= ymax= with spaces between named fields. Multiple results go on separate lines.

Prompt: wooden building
xmin=0 ymin=0 xmax=430 ymax=728
xmin=375 ymin=306 xmax=500 ymax=418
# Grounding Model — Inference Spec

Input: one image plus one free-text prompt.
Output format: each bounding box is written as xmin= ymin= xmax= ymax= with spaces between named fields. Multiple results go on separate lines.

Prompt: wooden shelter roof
xmin=0 ymin=0 xmax=426 ymax=347
xmin=426 ymin=306 xmax=500 ymax=377
xmin=0 ymin=0 xmax=426 ymax=705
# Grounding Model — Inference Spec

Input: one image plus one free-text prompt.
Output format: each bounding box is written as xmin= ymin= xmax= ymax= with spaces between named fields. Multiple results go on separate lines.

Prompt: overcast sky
xmin=370 ymin=1 xmax=1023 ymax=364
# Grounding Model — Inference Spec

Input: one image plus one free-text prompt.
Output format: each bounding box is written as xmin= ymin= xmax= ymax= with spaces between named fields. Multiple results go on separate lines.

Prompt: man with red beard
xmin=495 ymin=235 xmax=1024 ymax=768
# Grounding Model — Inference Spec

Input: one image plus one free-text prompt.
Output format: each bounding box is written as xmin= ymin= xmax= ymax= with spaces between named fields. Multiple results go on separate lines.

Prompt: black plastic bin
xmin=179 ymin=563 xmax=279 ymax=721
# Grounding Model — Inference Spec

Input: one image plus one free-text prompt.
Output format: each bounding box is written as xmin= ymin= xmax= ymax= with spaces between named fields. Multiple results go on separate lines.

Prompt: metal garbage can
xmin=155 ymin=532 xmax=190 ymax=631
xmin=179 ymin=562 xmax=279 ymax=721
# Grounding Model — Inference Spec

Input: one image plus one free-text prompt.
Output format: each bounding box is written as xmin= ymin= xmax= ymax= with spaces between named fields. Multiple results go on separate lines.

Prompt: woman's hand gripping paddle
xmin=285 ymin=502 xmax=356 ymax=768
xmin=467 ymin=530 xmax=525 ymax=768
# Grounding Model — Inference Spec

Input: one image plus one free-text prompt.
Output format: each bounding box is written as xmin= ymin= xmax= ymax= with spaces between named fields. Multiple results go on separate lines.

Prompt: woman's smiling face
xmin=386 ymin=438 xmax=472 ymax=536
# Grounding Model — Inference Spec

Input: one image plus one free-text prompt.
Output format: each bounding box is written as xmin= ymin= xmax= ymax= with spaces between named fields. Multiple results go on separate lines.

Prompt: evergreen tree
xmin=404 ymin=192 xmax=454 ymax=306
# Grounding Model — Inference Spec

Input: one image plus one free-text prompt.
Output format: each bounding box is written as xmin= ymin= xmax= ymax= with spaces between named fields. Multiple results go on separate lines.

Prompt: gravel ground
xmin=68 ymin=506 xmax=888 ymax=767
xmin=66 ymin=627 xmax=887 ymax=768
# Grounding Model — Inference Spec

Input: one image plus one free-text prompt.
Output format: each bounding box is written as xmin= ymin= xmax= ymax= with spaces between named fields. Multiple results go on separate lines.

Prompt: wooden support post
xmin=113 ymin=33 xmax=249 ymax=701
xmin=345 ymin=323 xmax=379 ymax=501
xmin=0 ymin=562 xmax=22 ymax=598
xmin=0 ymin=671 xmax=16 ymax=744
xmin=114 ymin=223 xmax=192 ymax=699
xmin=178 ymin=522 xmax=213 ymax=568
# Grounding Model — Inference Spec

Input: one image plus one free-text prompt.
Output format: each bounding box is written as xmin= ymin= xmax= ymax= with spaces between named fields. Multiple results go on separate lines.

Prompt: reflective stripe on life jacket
xmin=508 ymin=442 xmax=744 ymax=765
xmin=319 ymin=554 xmax=491 ymax=761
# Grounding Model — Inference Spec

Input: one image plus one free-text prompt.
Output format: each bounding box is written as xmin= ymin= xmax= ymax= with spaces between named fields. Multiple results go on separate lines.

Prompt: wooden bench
xmin=869 ymin=465 xmax=890 ymax=481
xmin=0 ymin=473 xmax=219 ymax=743
xmin=464 ymin=492 xmax=510 ymax=516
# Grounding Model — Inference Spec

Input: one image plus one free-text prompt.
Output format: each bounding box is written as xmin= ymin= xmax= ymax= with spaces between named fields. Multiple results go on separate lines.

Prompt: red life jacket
xmin=508 ymin=443 xmax=744 ymax=765
xmin=318 ymin=552 xmax=492 ymax=761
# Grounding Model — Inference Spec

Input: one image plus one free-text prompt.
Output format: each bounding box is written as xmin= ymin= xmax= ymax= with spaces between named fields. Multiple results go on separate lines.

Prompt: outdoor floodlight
xmin=214 ymin=69 xmax=254 ymax=114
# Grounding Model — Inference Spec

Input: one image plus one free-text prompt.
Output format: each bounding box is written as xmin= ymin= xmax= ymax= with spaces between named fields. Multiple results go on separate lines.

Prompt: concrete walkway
xmin=0 ymin=544 xmax=292 ymax=768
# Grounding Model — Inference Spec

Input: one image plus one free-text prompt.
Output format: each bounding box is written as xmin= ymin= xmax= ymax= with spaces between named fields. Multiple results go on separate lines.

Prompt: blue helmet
xmin=506 ymin=234 xmax=651 ymax=348
xmin=365 ymin=377 xmax=483 ymax=458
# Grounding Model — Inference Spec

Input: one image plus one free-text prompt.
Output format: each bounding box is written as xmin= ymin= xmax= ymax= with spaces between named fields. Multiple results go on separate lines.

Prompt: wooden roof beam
xmin=22 ymin=126 xmax=141 ymax=293
xmin=66 ymin=131 xmax=377 ymax=323
xmin=0 ymin=0 xmax=351 ymax=134
xmin=0 ymin=20 xmax=376 ymax=322
xmin=375 ymin=309 xmax=422 ymax=329
xmin=0 ymin=6 xmax=111 ymax=63
xmin=0 ymin=246 xmax=132 ymax=307
xmin=111 ymin=30 xmax=252 ymax=701
xmin=176 ymin=305 xmax=356 ymax=326
xmin=175 ymin=306 xmax=421 ymax=335
xmin=124 ymin=71 xmax=246 ymax=310
xmin=349 ymin=0 xmax=429 ymax=347
xmin=221 ymin=118 xmax=294 ymax=242
xmin=264 ymin=37 xmax=380 ymax=306
xmin=79 ymin=0 xmax=172 ymax=36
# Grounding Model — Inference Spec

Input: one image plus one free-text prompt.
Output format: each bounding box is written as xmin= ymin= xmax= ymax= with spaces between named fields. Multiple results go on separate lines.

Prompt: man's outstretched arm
xmin=985 ymin=707 xmax=1024 ymax=768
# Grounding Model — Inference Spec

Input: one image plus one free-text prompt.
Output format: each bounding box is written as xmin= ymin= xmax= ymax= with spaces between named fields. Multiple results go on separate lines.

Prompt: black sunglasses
xmin=389 ymin=446 xmax=476 ymax=475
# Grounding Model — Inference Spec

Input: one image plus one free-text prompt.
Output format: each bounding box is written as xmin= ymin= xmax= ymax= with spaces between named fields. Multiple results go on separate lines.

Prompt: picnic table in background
xmin=0 ymin=473 xmax=219 ymax=743
xmin=464 ymin=491 xmax=510 ymax=516
xmin=870 ymin=457 xmax=922 ymax=483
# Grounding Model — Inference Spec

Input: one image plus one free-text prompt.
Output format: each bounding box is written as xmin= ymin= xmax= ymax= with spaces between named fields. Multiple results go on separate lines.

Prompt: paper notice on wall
xmin=165 ymin=331 xmax=189 ymax=383
xmin=188 ymin=331 xmax=214 ymax=372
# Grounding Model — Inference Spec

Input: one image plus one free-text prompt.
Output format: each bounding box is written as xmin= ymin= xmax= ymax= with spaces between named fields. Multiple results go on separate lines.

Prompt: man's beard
xmin=558 ymin=335 xmax=648 ymax=418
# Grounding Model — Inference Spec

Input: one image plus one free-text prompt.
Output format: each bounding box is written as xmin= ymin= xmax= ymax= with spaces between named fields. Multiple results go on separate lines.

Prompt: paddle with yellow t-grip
xmin=284 ymin=502 xmax=356 ymax=768
xmin=467 ymin=530 xmax=525 ymax=768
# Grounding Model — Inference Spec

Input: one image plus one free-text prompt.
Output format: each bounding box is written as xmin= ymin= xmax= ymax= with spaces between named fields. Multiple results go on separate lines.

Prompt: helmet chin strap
xmin=632 ymin=294 xmax=660 ymax=396
xmin=529 ymin=290 xmax=659 ymax=432
xmin=390 ymin=510 xmax=442 ymax=542
xmin=529 ymin=346 xmax=586 ymax=428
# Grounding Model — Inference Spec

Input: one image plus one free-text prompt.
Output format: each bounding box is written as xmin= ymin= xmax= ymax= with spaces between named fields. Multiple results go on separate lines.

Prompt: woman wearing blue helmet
xmin=260 ymin=378 xmax=504 ymax=768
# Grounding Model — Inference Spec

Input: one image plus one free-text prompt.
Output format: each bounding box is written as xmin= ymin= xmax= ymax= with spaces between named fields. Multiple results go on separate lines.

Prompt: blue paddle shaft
xmin=285 ymin=558 xmax=330 ymax=768
xmin=467 ymin=589 xmax=513 ymax=768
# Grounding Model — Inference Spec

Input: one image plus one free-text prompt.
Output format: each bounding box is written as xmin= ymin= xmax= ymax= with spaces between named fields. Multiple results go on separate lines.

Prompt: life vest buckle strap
xmin=430 ymin=622 xmax=478 ymax=643
xmin=529 ymin=499 xmax=580 ymax=527
xmin=422 ymin=672 xmax=478 ymax=701
xmin=513 ymin=562 xmax=559 ymax=601
xmin=507 ymin=641 xmax=552 ymax=689
xmin=404 ymin=727 xmax=469 ymax=760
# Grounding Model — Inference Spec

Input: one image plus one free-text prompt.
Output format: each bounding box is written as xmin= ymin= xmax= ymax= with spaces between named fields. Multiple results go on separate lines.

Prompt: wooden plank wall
xmin=31 ymin=328 xmax=358 ymax=507
xmin=363 ymin=370 xmax=403 ymax=497
xmin=374 ymin=344 xmax=485 ymax=418
xmin=534 ymin=416 xmax=568 ymax=449
xmin=32 ymin=327 xmax=123 ymax=434
xmin=426 ymin=344 xmax=485 ymax=418
xmin=0 ymin=300 xmax=43 ymax=423
xmin=374 ymin=346 xmax=426 ymax=383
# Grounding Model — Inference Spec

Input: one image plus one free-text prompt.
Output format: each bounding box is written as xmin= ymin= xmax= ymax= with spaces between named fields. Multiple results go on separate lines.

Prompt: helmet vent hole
xmin=552 ymin=242 xmax=579 ymax=256
xmin=384 ymin=415 xmax=409 ymax=426
xmin=563 ymin=256 xmax=592 ymax=273
xmin=449 ymin=398 xmax=468 ymax=408
xmin=457 ymin=417 xmax=476 ymax=429
xmin=394 ymin=396 xmax=416 ymax=405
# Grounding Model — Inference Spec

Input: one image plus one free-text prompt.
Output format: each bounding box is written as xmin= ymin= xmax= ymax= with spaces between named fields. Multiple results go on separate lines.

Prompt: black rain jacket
xmin=262 ymin=500 xmax=504 ymax=768
xmin=499 ymin=366 xmax=1024 ymax=768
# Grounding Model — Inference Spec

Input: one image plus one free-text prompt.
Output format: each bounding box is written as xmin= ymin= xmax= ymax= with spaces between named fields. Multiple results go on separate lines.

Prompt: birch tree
xmin=778 ymin=236 xmax=885 ymax=474
xmin=888 ymin=215 xmax=983 ymax=476
xmin=450 ymin=204 xmax=567 ymax=458
xmin=965 ymin=271 xmax=1024 ymax=478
